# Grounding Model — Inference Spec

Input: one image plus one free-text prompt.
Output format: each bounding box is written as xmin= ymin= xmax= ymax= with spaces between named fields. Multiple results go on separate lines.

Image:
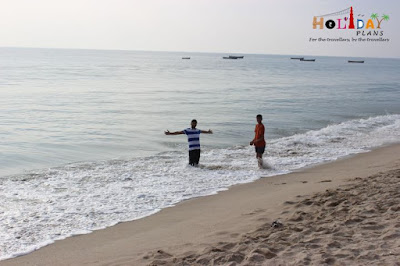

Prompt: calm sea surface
xmin=0 ymin=48 xmax=399 ymax=259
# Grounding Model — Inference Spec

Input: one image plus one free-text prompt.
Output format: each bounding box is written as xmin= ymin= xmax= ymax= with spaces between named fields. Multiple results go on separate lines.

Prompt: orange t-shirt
xmin=254 ymin=123 xmax=266 ymax=147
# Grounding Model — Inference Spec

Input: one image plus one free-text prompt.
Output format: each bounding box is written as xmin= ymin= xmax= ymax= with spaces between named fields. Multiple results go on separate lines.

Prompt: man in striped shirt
xmin=165 ymin=119 xmax=213 ymax=166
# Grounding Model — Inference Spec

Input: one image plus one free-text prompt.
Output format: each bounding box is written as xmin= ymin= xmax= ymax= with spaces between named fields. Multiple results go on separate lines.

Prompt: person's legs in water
xmin=193 ymin=149 xmax=200 ymax=165
xmin=189 ymin=150 xmax=195 ymax=166
xmin=189 ymin=149 xmax=200 ymax=166
xmin=255 ymin=146 xmax=265 ymax=168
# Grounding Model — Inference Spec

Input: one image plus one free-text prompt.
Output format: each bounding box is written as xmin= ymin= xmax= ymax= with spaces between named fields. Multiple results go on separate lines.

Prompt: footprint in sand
xmin=319 ymin=180 xmax=332 ymax=183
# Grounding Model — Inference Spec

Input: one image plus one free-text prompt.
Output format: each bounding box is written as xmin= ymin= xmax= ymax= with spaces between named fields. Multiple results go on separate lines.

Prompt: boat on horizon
xmin=223 ymin=55 xmax=244 ymax=59
xmin=300 ymin=58 xmax=316 ymax=62
xmin=348 ymin=60 xmax=364 ymax=63
xmin=290 ymin=57 xmax=304 ymax=60
xmin=182 ymin=57 xmax=191 ymax=59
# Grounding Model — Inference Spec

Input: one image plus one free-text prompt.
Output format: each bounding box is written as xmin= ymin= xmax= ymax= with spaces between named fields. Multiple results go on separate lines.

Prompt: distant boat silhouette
xmin=290 ymin=57 xmax=304 ymax=60
xmin=300 ymin=58 xmax=316 ymax=62
xmin=223 ymin=55 xmax=244 ymax=59
xmin=182 ymin=57 xmax=191 ymax=59
xmin=348 ymin=60 xmax=364 ymax=63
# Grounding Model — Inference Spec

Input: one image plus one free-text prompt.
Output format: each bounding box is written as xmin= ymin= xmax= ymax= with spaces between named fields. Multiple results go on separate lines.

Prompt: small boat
xmin=348 ymin=60 xmax=364 ymax=63
xmin=290 ymin=57 xmax=304 ymax=60
xmin=223 ymin=55 xmax=244 ymax=59
xmin=230 ymin=56 xmax=244 ymax=59
xmin=182 ymin=57 xmax=191 ymax=59
xmin=300 ymin=58 xmax=316 ymax=62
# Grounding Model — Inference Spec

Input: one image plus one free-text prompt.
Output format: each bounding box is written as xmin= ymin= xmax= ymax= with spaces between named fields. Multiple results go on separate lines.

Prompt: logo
xmin=310 ymin=7 xmax=390 ymax=42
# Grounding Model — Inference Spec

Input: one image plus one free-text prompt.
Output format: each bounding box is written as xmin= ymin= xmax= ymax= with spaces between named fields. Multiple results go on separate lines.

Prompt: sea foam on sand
xmin=2 ymin=144 xmax=400 ymax=266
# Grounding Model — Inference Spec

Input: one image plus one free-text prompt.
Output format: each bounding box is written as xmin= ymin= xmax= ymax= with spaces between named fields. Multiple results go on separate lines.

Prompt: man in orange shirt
xmin=250 ymin=114 xmax=266 ymax=168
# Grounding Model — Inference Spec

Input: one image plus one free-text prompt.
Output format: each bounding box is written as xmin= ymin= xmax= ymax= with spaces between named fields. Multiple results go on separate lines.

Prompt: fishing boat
xmin=290 ymin=57 xmax=304 ymax=60
xmin=182 ymin=57 xmax=191 ymax=59
xmin=300 ymin=58 xmax=316 ymax=62
xmin=223 ymin=55 xmax=244 ymax=59
xmin=348 ymin=60 xmax=364 ymax=63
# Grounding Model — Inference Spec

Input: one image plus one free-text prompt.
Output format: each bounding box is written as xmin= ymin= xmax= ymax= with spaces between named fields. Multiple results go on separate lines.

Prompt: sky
xmin=0 ymin=0 xmax=399 ymax=58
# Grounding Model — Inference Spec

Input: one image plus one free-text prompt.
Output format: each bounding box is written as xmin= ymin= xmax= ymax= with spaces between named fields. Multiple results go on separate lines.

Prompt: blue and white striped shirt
xmin=183 ymin=128 xmax=201 ymax=151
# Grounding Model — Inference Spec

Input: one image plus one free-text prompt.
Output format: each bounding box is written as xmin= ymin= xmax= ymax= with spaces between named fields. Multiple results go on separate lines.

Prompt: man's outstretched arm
xmin=165 ymin=130 xmax=185 ymax=135
xmin=200 ymin=129 xmax=213 ymax=134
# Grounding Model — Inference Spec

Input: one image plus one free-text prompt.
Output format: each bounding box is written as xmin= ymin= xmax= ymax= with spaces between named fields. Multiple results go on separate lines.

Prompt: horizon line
xmin=0 ymin=46 xmax=399 ymax=60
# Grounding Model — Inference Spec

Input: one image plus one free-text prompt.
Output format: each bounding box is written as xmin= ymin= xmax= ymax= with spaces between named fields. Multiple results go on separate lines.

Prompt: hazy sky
xmin=1 ymin=0 xmax=399 ymax=57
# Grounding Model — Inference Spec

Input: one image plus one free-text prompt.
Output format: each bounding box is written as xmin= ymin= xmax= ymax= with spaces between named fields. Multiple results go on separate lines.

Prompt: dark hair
xmin=256 ymin=114 xmax=262 ymax=120
xmin=191 ymin=119 xmax=197 ymax=123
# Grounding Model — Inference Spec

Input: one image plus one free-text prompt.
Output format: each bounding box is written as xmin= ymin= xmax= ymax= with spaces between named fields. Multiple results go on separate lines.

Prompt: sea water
xmin=0 ymin=48 xmax=399 ymax=260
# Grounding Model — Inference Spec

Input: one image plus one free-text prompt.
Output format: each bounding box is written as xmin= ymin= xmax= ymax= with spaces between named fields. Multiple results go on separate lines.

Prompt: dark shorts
xmin=255 ymin=146 xmax=265 ymax=154
xmin=189 ymin=149 xmax=201 ymax=165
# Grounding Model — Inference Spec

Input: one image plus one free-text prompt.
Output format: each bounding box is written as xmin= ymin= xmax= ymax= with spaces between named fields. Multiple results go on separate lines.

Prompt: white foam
xmin=1 ymin=114 xmax=399 ymax=260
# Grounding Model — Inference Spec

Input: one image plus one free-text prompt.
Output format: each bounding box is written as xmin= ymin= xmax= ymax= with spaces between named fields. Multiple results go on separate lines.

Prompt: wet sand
xmin=2 ymin=144 xmax=400 ymax=266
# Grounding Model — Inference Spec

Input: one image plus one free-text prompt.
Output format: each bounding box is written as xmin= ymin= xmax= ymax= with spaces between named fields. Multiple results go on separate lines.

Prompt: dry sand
xmin=2 ymin=144 xmax=400 ymax=266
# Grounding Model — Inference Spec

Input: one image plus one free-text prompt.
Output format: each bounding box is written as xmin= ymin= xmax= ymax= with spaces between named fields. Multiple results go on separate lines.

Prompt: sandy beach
xmin=2 ymin=144 xmax=400 ymax=266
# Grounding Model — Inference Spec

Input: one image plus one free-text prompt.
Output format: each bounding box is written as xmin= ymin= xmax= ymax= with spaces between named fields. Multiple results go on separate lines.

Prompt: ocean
xmin=0 ymin=47 xmax=399 ymax=260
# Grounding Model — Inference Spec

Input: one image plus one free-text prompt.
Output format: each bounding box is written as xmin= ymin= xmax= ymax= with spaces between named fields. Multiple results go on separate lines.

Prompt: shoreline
xmin=2 ymin=143 xmax=400 ymax=265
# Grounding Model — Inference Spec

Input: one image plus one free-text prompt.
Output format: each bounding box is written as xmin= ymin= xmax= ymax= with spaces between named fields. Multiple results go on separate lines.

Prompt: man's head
xmin=191 ymin=119 xmax=197 ymax=129
xmin=256 ymin=114 xmax=263 ymax=124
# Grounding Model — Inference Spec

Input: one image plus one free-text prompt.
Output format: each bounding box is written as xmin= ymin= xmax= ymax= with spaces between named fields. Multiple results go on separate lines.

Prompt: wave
xmin=265 ymin=114 xmax=400 ymax=170
xmin=1 ymin=114 xmax=399 ymax=260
